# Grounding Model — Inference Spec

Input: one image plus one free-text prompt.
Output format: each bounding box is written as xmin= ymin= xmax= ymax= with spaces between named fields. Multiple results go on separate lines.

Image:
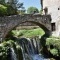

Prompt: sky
xmin=19 ymin=0 xmax=41 ymax=11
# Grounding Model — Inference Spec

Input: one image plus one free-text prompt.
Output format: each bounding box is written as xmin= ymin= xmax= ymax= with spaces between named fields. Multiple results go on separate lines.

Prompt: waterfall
xmin=19 ymin=37 xmax=49 ymax=60
xmin=19 ymin=37 xmax=40 ymax=60
xmin=21 ymin=44 xmax=26 ymax=60
xmin=21 ymin=40 xmax=32 ymax=60
xmin=27 ymin=38 xmax=35 ymax=54
xmin=10 ymin=48 xmax=17 ymax=60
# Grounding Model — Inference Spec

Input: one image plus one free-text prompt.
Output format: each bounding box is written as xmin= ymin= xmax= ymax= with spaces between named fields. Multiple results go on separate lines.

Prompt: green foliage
xmin=0 ymin=4 xmax=17 ymax=16
xmin=0 ymin=40 xmax=23 ymax=60
xmin=0 ymin=45 xmax=7 ymax=60
xmin=12 ymin=28 xmax=44 ymax=38
xmin=5 ymin=4 xmax=17 ymax=15
xmin=7 ymin=0 xmax=24 ymax=10
xmin=50 ymin=49 xmax=58 ymax=56
xmin=0 ymin=4 xmax=7 ymax=16
xmin=27 ymin=7 xmax=39 ymax=14
xmin=0 ymin=0 xmax=25 ymax=16
xmin=46 ymin=37 xmax=60 ymax=56
xmin=0 ymin=0 xmax=5 ymax=4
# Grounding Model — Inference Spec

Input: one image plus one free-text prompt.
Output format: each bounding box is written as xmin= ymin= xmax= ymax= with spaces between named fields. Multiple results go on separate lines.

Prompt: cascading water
xmin=19 ymin=37 xmax=50 ymax=60
xmin=9 ymin=48 xmax=17 ymax=60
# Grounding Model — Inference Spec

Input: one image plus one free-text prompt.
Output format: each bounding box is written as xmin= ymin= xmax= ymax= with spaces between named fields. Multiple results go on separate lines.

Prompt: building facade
xmin=41 ymin=0 xmax=60 ymax=36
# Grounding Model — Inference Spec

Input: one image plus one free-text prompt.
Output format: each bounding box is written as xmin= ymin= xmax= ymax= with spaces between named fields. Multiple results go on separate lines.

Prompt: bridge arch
xmin=0 ymin=14 xmax=51 ymax=40
xmin=5 ymin=20 xmax=51 ymax=39
xmin=18 ymin=21 xmax=50 ymax=33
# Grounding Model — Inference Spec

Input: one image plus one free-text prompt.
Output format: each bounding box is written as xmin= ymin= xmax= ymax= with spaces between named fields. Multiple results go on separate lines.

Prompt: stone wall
xmin=43 ymin=0 xmax=60 ymax=22
xmin=0 ymin=14 xmax=51 ymax=40
xmin=43 ymin=0 xmax=60 ymax=36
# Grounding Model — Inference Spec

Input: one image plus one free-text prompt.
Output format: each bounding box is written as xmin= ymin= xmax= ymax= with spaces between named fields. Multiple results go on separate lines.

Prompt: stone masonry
xmin=42 ymin=0 xmax=60 ymax=36
xmin=0 ymin=14 xmax=51 ymax=40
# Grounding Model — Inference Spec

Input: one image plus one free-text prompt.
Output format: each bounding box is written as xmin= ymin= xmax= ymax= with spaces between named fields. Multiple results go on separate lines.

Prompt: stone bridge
xmin=0 ymin=14 xmax=51 ymax=40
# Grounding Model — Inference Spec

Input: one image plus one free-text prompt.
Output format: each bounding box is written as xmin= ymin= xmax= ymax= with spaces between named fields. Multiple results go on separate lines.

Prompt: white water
xmin=19 ymin=37 xmax=50 ymax=60
xmin=31 ymin=54 xmax=50 ymax=60
xmin=6 ymin=37 xmax=50 ymax=60
xmin=10 ymin=48 xmax=17 ymax=60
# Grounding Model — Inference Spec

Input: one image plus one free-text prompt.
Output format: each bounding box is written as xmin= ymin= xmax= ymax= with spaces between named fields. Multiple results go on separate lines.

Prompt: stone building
xmin=41 ymin=0 xmax=60 ymax=36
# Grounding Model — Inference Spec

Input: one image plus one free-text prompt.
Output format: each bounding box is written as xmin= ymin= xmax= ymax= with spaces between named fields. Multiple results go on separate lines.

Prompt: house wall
xmin=43 ymin=0 xmax=60 ymax=36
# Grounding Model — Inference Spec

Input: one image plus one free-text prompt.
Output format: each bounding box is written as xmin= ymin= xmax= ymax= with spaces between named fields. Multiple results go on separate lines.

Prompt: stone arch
xmin=20 ymin=21 xmax=50 ymax=33
xmin=4 ymin=20 xmax=51 ymax=53
xmin=5 ymin=20 xmax=51 ymax=39
xmin=0 ymin=14 xmax=51 ymax=40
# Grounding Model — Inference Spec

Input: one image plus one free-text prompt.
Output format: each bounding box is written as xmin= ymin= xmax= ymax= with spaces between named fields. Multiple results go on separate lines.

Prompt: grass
xmin=12 ymin=28 xmax=45 ymax=38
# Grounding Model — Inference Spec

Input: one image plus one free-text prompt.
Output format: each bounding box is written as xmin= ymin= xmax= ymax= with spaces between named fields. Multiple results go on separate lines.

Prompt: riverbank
xmin=11 ymin=28 xmax=44 ymax=38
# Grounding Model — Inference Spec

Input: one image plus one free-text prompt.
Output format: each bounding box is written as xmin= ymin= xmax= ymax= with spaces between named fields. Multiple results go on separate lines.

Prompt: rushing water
xmin=19 ymin=37 xmax=50 ymax=60
xmin=9 ymin=48 xmax=17 ymax=60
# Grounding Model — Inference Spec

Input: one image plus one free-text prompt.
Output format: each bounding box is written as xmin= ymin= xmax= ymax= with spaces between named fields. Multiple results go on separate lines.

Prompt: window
xmin=58 ymin=6 xmax=60 ymax=10
xmin=58 ymin=8 xmax=60 ymax=10
xmin=51 ymin=23 xmax=56 ymax=31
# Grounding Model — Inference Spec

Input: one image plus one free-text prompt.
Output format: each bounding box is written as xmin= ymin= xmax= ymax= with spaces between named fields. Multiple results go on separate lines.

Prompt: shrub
xmin=50 ymin=49 xmax=58 ymax=56
xmin=0 ymin=44 xmax=8 ymax=60
xmin=0 ymin=40 xmax=23 ymax=60
xmin=0 ymin=4 xmax=17 ymax=16
xmin=5 ymin=4 xmax=17 ymax=15
xmin=0 ymin=4 xmax=7 ymax=16
xmin=46 ymin=37 xmax=60 ymax=56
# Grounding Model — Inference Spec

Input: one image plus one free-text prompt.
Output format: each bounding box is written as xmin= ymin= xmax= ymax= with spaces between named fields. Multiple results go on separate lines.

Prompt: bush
xmin=0 ymin=4 xmax=7 ymax=16
xmin=46 ymin=37 xmax=60 ymax=56
xmin=0 ymin=4 xmax=17 ymax=16
xmin=0 ymin=43 xmax=8 ymax=60
xmin=50 ymin=49 xmax=58 ymax=56
xmin=5 ymin=4 xmax=17 ymax=15
xmin=0 ymin=40 xmax=23 ymax=60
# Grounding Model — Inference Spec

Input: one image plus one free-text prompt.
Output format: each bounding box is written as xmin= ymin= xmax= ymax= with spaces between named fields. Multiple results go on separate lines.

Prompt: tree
xmin=0 ymin=4 xmax=7 ymax=16
xmin=18 ymin=5 xmax=26 ymax=14
xmin=27 ymin=7 xmax=39 ymax=14
xmin=0 ymin=0 xmax=5 ymax=4
xmin=6 ymin=0 xmax=25 ymax=14
xmin=0 ymin=0 xmax=25 ymax=16
xmin=7 ymin=0 xmax=24 ymax=10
